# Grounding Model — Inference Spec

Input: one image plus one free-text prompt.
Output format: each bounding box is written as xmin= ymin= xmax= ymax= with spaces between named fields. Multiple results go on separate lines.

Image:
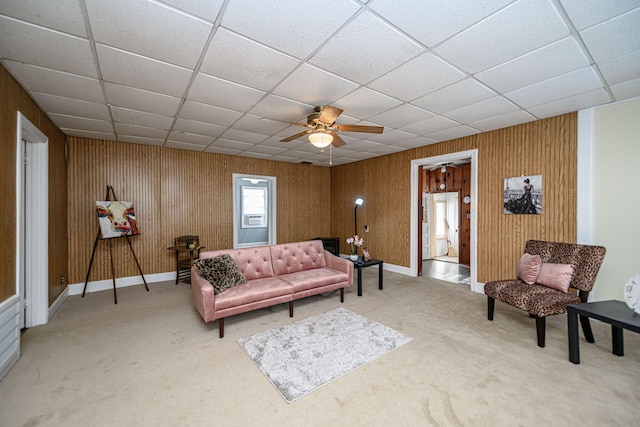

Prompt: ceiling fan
xmin=279 ymin=105 xmax=384 ymax=148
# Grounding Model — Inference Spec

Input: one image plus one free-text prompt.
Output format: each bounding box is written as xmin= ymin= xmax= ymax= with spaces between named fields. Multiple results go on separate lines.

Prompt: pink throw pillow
xmin=536 ymin=263 xmax=575 ymax=293
xmin=517 ymin=253 xmax=542 ymax=285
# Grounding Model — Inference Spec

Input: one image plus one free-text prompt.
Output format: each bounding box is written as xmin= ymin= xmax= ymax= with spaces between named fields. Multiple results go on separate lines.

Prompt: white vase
xmin=349 ymin=254 xmax=359 ymax=261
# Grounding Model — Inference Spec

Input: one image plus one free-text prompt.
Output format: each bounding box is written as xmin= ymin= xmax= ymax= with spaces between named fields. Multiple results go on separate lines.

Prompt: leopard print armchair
xmin=484 ymin=240 xmax=606 ymax=348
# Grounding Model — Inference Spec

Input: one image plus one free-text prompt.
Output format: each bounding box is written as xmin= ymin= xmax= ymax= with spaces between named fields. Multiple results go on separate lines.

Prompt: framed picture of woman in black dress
xmin=504 ymin=175 xmax=542 ymax=214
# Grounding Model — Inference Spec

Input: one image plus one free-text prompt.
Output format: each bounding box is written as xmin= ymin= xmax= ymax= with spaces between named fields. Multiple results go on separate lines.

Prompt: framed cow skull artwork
xmin=95 ymin=200 xmax=139 ymax=239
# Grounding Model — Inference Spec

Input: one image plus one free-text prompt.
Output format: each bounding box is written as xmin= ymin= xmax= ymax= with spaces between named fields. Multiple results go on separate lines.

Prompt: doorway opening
xmin=16 ymin=112 xmax=49 ymax=328
xmin=410 ymin=149 xmax=479 ymax=292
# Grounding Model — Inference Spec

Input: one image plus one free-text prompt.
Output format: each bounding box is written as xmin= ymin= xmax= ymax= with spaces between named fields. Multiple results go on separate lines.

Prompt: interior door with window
xmin=233 ymin=174 xmax=276 ymax=248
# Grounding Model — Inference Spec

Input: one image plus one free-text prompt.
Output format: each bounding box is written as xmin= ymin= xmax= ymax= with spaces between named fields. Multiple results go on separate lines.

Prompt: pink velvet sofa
xmin=191 ymin=240 xmax=354 ymax=338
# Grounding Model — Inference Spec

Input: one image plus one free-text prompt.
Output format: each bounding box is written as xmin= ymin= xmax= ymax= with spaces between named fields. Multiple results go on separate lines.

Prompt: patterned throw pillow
xmin=194 ymin=254 xmax=247 ymax=295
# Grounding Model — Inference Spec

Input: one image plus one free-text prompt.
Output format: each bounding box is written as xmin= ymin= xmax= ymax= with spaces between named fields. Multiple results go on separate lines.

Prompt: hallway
xmin=422 ymin=259 xmax=470 ymax=285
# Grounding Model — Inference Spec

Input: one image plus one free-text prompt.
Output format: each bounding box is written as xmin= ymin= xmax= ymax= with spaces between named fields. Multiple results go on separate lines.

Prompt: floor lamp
xmin=354 ymin=196 xmax=364 ymax=236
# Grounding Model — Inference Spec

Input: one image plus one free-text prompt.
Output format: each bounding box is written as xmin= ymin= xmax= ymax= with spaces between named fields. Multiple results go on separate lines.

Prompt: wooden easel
xmin=82 ymin=185 xmax=149 ymax=304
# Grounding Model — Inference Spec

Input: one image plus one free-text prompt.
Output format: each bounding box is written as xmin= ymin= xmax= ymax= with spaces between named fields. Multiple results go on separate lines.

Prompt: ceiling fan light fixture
xmin=308 ymin=131 xmax=333 ymax=148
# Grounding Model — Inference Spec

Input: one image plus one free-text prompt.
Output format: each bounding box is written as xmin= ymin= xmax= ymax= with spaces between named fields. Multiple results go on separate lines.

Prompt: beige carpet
xmin=1 ymin=269 xmax=639 ymax=426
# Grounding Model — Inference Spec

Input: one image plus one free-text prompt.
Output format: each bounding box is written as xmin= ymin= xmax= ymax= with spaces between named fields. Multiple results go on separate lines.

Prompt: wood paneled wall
xmin=67 ymin=138 xmax=332 ymax=283
xmin=331 ymin=113 xmax=577 ymax=283
xmin=0 ymin=65 xmax=68 ymax=305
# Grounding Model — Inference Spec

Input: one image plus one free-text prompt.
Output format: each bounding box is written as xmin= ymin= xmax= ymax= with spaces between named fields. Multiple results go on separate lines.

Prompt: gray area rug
xmin=237 ymin=307 xmax=412 ymax=403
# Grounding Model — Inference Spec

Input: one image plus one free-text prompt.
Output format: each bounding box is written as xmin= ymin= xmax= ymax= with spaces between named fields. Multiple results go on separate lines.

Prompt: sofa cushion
xmin=200 ymin=246 xmax=274 ymax=280
xmin=271 ymin=240 xmax=327 ymax=276
xmin=194 ymin=254 xmax=247 ymax=295
xmin=214 ymin=277 xmax=292 ymax=311
xmin=536 ymin=263 xmax=575 ymax=293
xmin=484 ymin=279 xmax=581 ymax=317
xmin=278 ymin=267 xmax=349 ymax=293
xmin=516 ymin=253 xmax=542 ymax=285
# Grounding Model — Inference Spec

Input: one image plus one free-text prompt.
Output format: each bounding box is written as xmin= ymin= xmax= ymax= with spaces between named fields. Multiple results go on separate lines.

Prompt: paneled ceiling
xmin=1 ymin=0 xmax=639 ymax=166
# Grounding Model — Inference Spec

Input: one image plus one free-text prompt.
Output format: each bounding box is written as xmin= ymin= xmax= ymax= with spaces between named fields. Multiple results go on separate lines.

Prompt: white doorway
xmin=410 ymin=149 xmax=479 ymax=292
xmin=233 ymin=174 xmax=276 ymax=248
xmin=16 ymin=113 xmax=49 ymax=328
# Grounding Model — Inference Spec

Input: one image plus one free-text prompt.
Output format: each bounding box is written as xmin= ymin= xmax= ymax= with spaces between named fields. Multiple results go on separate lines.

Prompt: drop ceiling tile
xmin=188 ymin=73 xmax=266 ymax=112
xmin=443 ymin=96 xmax=518 ymax=123
xmin=222 ymin=0 xmax=359 ymax=59
xmin=368 ymin=53 xmax=466 ymax=101
xmin=119 ymin=135 xmax=165 ymax=146
xmin=232 ymin=114 xmax=289 ymax=135
xmin=580 ymin=8 xmax=640 ymax=62
xmin=259 ymin=136 xmax=307 ymax=150
xmin=111 ymin=107 xmax=173 ymax=129
xmin=173 ymin=118 xmax=226 ymax=138
xmin=366 ymin=104 xmax=432 ymax=130
xmin=411 ymin=78 xmax=495 ymax=113
xmin=209 ymin=139 xmax=254 ymax=150
xmin=334 ymin=87 xmax=402 ymax=119
xmin=115 ymin=123 xmax=168 ymax=139
xmin=468 ymin=110 xmax=537 ymax=132
xmin=30 ymin=92 xmax=110 ymax=120
xmin=0 ymin=0 xmax=87 ymax=37
xmin=400 ymin=115 xmax=460 ymax=136
xmin=0 ymin=16 xmax=97 ymax=77
xmin=610 ymin=77 xmax=640 ymax=100
xmin=249 ymin=95 xmax=313 ymax=123
xmin=159 ymin=0 xmax=225 ymax=22
xmin=368 ymin=144 xmax=406 ymax=155
xmin=560 ymin=0 xmax=640 ymax=30
xmin=167 ymin=130 xmax=213 ymax=145
xmin=273 ymin=64 xmax=359 ymax=105
xmin=200 ymin=28 xmax=299 ymax=91
xmin=97 ymin=44 xmax=192 ymax=97
xmin=309 ymin=11 xmax=423 ymax=84
xmin=179 ymin=100 xmax=243 ymax=126
xmin=60 ymin=128 xmax=116 ymax=140
xmin=240 ymin=151 xmax=276 ymax=160
xmin=2 ymin=61 xmax=105 ymax=103
xmin=164 ymin=140 xmax=207 ymax=152
xmin=426 ymin=125 xmax=480 ymax=141
xmin=526 ymin=88 xmax=611 ymax=118
xmin=48 ymin=114 xmax=113 ymax=133
xmin=365 ymin=129 xmax=417 ymax=145
xmin=219 ymin=129 xmax=269 ymax=144
xmin=598 ymin=50 xmax=640 ymax=85
xmin=434 ymin=0 xmax=569 ymax=73
xmin=86 ymin=0 xmax=212 ymax=68
xmin=370 ymin=0 xmax=513 ymax=47
xmin=475 ymin=37 xmax=591 ymax=93
xmin=505 ymin=67 xmax=603 ymax=108
xmin=394 ymin=136 xmax=438 ymax=149
xmin=243 ymin=144 xmax=287 ymax=156
xmin=104 ymin=82 xmax=181 ymax=116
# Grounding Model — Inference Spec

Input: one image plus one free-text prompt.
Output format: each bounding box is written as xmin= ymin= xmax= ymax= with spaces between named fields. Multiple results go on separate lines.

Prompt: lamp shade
xmin=308 ymin=131 xmax=333 ymax=148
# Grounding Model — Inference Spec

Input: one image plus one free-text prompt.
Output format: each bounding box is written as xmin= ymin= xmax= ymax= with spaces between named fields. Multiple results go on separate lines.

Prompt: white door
xmin=233 ymin=174 xmax=276 ymax=248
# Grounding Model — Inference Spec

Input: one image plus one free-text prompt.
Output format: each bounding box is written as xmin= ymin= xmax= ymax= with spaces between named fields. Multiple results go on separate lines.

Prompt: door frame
xmin=410 ymin=149 xmax=479 ymax=292
xmin=16 ymin=112 xmax=49 ymax=327
xmin=232 ymin=173 xmax=277 ymax=248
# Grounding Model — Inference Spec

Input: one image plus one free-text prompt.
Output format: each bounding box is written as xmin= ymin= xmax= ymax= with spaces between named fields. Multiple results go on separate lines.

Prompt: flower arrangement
xmin=346 ymin=235 xmax=364 ymax=255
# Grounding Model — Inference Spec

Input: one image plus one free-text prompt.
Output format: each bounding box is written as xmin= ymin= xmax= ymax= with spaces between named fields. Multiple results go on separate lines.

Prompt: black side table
xmin=350 ymin=258 xmax=384 ymax=296
xmin=567 ymin=300 xmax=640 ymax=364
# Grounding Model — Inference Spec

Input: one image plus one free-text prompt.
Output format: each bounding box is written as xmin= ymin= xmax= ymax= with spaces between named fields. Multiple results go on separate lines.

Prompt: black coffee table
xmin=567 ymin=300 xmax=640 ymax=364
xmin=350 ymin=258 xmax=384 ymax=296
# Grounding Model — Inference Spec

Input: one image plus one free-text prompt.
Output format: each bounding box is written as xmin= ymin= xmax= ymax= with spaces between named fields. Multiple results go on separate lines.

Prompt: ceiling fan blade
xmin=281 ymin=130 xmax=313 ymax=142
xmin=318 ymin=105 xmax=343 ymax=124
xmin=335 ymin=124 xmax=384 ymax=134
xmin=327 ymin=130 xmax=345 ymax=147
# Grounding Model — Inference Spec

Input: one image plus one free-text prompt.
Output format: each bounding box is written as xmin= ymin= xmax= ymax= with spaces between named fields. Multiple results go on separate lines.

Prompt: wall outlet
xmin=60 ymin=275 xmax=65 ymax=285
xmin=364 ymin=225 xmax=369 ymax=232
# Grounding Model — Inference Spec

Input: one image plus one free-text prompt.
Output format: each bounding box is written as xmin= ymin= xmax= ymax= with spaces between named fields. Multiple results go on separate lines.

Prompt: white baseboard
xmin=49 ymin=287 xmax=68 ymax=321
xmin=68 ymin=272 xmax=176 ymax=296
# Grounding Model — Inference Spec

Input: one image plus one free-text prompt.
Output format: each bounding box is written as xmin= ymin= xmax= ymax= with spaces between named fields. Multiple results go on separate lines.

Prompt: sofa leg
xmin=535 ymin=316 xmax=545 ymax=347
xmin=487 ymin=296 xmax=495 ymax=321
xmin=289 ymin=301 xmax=294 ymax=317
xmin=218 ymin=318 xmax=225 ymax=339
xmin=580 ymin=316 xmax=595 ymax=343
xmin=340 ymin=288 xmax=344 ymax=303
